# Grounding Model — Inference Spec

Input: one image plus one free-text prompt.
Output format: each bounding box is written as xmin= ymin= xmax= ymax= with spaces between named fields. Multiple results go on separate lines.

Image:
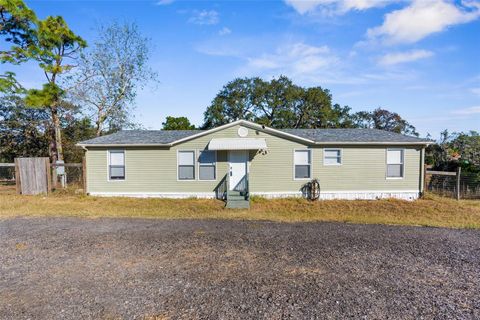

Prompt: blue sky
xmin=5 ymin=0 xmax=480 ymax=137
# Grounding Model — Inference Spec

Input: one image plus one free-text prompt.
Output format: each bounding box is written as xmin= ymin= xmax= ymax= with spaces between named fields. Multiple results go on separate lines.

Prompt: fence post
xmin=14 ymin=158 xmax=21 ymax=195
xmin=52 ymin=163 xmax=57 ymax=190
xmin=456 ymin=167 xmax=461 ymax=200
xmin=423 ymin=165 xmax=427 ymax=196
xmin=45 ymin=158 xmax=52 ymax=194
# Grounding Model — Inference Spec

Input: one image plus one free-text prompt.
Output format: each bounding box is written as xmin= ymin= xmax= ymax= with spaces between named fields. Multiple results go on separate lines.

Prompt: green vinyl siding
xmin=85 ymin=124 xmax=422 ymax=194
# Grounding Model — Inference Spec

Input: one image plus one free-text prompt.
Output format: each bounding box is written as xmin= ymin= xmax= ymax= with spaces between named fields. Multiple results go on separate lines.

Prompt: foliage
xmin=70 ymin=21 xmax=157 ymax=136
xmin=0 ymin=95 xmax=50 ymax=161
xmin=0 ymin=0 xmax=38 ymax=64
xmin=0 ymin=94 xmax=95 ymax=162
xmin=62 ymin=117 xmax=96 ymax=162
xmin=427 ymin=130 xmax=480 ymax=173
xmin=1 ymin=0 xmax=86 ymax=164
xmin=203 ymin=76 xmax=353 ymax=129
xmin=0 ymin=0 xmax=37 ymax=93
xmin=352 ymin=108 xmax=418 ymax=136
xmin=203 ymin=78 xmax=257 ymax=128
xmin=162 ymin=116 xmax=195 ymax=130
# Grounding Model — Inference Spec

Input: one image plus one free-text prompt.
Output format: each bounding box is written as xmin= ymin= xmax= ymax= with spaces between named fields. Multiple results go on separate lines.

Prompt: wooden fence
xmin=0 ymin=158 xmax=85 ymax=195
xmin=425 ymin=168 xmax=480 ymax=200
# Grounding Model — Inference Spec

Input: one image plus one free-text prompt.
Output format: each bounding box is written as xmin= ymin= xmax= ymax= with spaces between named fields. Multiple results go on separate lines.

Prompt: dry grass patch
xmin=0 ymin=188 xmax=479 ymax=229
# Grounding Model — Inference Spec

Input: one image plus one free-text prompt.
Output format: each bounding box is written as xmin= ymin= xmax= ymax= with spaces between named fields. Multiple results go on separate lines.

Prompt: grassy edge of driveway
xmin=1 ymin=190 xmax=480 ymax=229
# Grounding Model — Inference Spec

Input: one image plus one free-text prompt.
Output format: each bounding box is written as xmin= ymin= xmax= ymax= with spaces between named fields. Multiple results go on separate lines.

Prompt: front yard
xmin=1 ymin=185 xmax=480 ymax=229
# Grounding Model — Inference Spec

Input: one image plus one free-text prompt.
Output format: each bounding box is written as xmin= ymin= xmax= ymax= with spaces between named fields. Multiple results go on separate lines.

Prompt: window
xmin=386 ymin=149 xmax=404 ymax=178
xmin=109 ymin=150 xmax=125 ymax=180
xmin=178 ymin=151 xmax=195 ymax=180
xmin=198 ymin=150 xmax=216 ymax=180
xmin=294 ymin=150 xmax=311 ymax=179
xmin=324 ymin=149 xmax=342 ymax=165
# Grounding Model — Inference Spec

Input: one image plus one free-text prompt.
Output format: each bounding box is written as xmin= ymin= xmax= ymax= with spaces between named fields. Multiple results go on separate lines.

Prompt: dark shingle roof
xmin=280 ymin=128 xmax=429 ymax=143
xmin=78 ymin=127 xmax=429 ymax=146
xmin=78 ymin=130 xmax=200 ymax=145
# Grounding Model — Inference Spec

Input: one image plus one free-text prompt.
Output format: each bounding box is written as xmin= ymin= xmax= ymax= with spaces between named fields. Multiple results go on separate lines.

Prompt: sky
xmin=3 ymin=0 xmax=480 ymax=137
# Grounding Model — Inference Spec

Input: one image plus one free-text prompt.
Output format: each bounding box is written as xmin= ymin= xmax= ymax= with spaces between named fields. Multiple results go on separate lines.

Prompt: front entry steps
xmin=226 ymin=190 xmax=250 ymax=209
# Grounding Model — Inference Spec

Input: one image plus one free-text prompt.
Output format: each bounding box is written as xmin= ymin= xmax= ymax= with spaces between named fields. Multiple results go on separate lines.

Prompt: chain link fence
xmin=426 ymin=170 xmax=480 ymax=200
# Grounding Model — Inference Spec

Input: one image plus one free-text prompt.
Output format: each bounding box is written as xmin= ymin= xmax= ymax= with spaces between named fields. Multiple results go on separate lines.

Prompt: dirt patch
xmin=0 ymin=218 xmax=479 ymax=319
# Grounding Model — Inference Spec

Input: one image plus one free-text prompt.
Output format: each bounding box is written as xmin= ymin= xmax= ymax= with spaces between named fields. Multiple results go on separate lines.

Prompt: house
xmin=77 ymin=120 xmax=431 ymax=208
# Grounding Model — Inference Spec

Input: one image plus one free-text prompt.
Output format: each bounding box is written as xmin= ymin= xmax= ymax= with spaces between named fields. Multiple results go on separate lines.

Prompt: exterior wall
xmin=86 ymin=124 xmax=423 ymax=199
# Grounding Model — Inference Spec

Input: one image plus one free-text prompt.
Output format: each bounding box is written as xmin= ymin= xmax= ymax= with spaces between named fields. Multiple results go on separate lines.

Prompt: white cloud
xmin=379 ymin=49 xmax=434 ymax=65
xmin=284 ymin=0 xmax=397 ymax=15
xmin=156 ymin=0 xmax=174 ymax=5
xmin=368 ymin=0 xmax=480 ymax=44
xmin=188 ymin=10 xmax=219 ymax=25
xmin=218 ymin=27 xmax=231 ymax=36
xmin=470 ymin=87 xmax=480 ymax=96
xmin=452 ymin=106 xmax=480 ymax=115
xmin=245 ymin=43 xmax=337 ymax=76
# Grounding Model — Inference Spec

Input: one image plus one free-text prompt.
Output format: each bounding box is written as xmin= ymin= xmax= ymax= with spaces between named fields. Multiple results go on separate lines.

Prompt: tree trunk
xmin=48 ymin=125 xmax=56 ymax=163
xmin=95 ymin=110 xmax=105 ymax=137
xmin=51 ymin=107 xmax=64 ymax=162
xmin=95 ymin=121 xmax=102 ymax=137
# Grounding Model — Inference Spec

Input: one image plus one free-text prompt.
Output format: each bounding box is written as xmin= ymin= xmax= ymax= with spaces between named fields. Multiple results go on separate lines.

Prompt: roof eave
xmin=313 ymin=141 xmax=432 ymax=146
xmin=76 ymin=143 xmax=173 ymax=148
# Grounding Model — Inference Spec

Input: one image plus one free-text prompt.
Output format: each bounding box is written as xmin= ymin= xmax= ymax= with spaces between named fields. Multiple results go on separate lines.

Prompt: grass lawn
xmin=1 ymin=185 xmax=479 ymax=229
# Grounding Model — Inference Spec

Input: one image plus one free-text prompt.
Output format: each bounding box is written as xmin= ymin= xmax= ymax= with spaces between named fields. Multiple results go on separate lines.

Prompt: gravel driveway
xmin=1 ymin=218 xmax=479 ymax=319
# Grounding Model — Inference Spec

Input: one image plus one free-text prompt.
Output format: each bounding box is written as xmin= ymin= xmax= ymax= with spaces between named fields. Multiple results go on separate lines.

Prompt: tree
xmin=450 ymin=131 xmax=480 ymax=168
xmin=24 ymin=16 xmax=86 ymax=164
xmin=62 ymin=117 xmax=96 ymax=162
xmin=1 ymin=1 xmax=86 ymax=163
xmin=352 ymin=108 xmax=418 ymax=136
xmin=426 ymin=130 xmax=480 ymax=172
xmin=0 ymin=0 xmax=37 ymax=92
xmin=0 ymin=94 xmax=50 ymax=161
xmin=202 ymin=76 xmax=353 ymax=129
xmin=70 ymin=21 xmax=157 ymax=136
xmin=293 ymin=88 xmax=353 ymax=129
xmin=162 ymin=116 xmax=195 ymax=130
xmin=202 ymin=78 xmax=257 ymax=128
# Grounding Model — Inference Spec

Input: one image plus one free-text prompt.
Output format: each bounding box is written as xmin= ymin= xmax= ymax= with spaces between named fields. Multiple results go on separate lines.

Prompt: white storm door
xmin=229 ymin=150 xmax=248 ymax=191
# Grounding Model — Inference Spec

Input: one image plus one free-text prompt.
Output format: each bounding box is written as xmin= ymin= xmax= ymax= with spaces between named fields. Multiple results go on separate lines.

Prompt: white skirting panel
xmin=251 ymin=190 xmax=420 ymax=201
xmin=88 ymin=192 xmax=216 ymax=199
xmin=89 ymin=190 xmax=420 ymax=201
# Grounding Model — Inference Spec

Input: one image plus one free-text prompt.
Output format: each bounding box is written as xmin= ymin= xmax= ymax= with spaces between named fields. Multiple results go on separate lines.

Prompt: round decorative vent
xmin=237 ymin=127 xmax=248 ymax=137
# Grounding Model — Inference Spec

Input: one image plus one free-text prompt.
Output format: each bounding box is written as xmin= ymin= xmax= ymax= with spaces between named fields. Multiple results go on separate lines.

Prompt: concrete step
xmin=226 ymin=200 xmax=250 ymax=209
xmin=227 ymin=195 xmax=246 ymax=201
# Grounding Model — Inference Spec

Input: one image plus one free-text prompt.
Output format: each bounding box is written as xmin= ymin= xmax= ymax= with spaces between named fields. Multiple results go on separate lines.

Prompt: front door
xmin=229 ymin=150 xmax=248 ymax=191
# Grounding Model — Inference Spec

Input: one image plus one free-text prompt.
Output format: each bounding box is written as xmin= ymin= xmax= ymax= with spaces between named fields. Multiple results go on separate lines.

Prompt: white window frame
xmin=197 ymin=150 xmax=217 ymax=181
xmin=293 ymin=149 xmax=312 ymax=180
xmin=107 ymin=149 xmax=126 ymax=182
xmin=386 ymin=148 xmax=405 ymax=179
xmin=177 ymin=150 xmax=196 ymax=181
xmin=323 ymin=148 xmax=342 ymax=166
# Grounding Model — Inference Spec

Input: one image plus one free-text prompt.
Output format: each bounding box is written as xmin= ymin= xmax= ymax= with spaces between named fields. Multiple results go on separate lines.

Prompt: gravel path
xmin=1 ymin=218 xmax=479 ymax=319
